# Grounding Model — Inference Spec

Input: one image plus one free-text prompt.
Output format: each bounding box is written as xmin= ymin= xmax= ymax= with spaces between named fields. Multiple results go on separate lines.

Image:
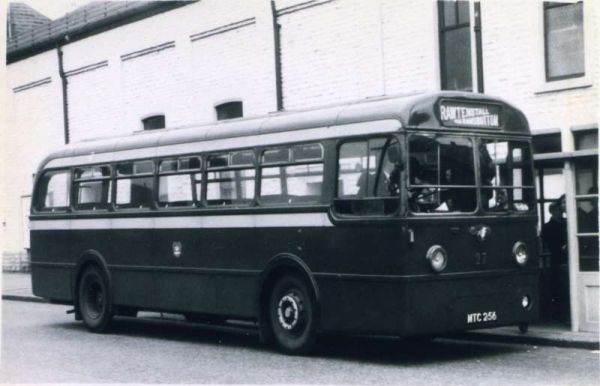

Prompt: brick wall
xmin=3 ymin=252 xmax=31 ymax=272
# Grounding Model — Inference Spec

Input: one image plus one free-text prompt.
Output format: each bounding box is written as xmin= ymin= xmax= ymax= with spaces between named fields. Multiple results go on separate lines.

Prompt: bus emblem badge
xmin=172 ymin=241 xmax=183 ymax=258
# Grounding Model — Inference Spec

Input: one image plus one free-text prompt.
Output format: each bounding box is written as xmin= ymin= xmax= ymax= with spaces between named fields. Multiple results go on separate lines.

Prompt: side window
xmin=74 ymin=165 xmax=112 ymax=210
xmin=335 ymin=137 xmax=401 ymax=216
xmin=480 ymin=140 xmax=535 ymax=212
xmin=35 ymin=170 xmax=71 ymax=211
xmin=206 ymin=150 xmax=255 ymax=206
xmin=158 ymin=156 xmax=201 ymax=208
xmin=259 ymin=143 xmax=324 ymax=205
xmin=115 ymin=160 xmax=155 ymax=209
xmin=408 ymin=134 xmax=476 ymax=213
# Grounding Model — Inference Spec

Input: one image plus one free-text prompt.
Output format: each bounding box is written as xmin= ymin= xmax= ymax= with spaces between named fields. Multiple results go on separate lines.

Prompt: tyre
xmin=77 ymin=266 xmax=113 ymax=332
xmin=269 ymin=275 xmax=316 ymax=354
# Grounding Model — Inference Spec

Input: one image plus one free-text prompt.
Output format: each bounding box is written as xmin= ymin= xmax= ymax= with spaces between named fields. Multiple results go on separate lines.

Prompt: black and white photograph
xmin=1 ymin=0 xmax=599 ymax=384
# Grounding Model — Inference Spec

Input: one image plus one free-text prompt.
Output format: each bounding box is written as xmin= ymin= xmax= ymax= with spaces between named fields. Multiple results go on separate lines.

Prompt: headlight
xmin=521 ymin=295 xmax=531 ymax=309
xmin=513 ymin=241 xmax=528 ymax=266
xmin=426 ymin=245 xmax=447 ymax=273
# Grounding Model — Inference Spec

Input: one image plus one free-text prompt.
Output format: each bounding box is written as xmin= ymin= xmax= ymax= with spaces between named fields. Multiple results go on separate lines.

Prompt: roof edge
xmin=6 ymin=1 xmax=194 ymax=64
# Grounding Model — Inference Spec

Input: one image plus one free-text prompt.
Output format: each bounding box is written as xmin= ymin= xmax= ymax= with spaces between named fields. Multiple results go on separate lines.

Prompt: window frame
xmin=34 ymin=169 xmax=72 ymax=213
xmin=479 ymin=138 xmax=537 ymax=214
xmin=142 ymin=114 xmax=166 ymax=130
xmin=437 ymin=0 xmax=475 ymax=92
xmin=204 ymin=149 xmax=257 ymax=207
xmin=407 ymin=133 xmax=478 ymax=215
xmin=72 ymin=164 xmax=113 ymax=212
xmin=157 ymin=156 xmax=202 ymax=209
xmin=536 ymin=0 xmax=594 ymax=93
xmin=258 ymin=142 xmax=325 ymax=206
xmin=215 ymin=101 xmax=243 ymax=121
xmin=114 ymin=159 xmax=156 ymax=210
xmin=333 ymin=135 xmax=402 ymax=218
xmin=573 ymin=148 xmax=598 ymax=272
xmin=543 ymin=1 xmax=585 ymax=82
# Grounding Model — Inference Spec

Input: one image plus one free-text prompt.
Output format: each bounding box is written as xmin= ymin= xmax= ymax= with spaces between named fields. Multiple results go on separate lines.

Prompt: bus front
xmin=402 ymin=95 xmax=539 ymax=335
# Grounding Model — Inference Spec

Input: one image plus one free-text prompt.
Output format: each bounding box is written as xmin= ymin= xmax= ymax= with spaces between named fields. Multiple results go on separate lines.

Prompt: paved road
xmin=1 ymin=300 xmax=598 ymax=385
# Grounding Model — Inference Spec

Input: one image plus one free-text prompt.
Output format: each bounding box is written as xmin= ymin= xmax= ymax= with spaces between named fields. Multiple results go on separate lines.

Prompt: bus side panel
xmin=30 ymin=229 xmax=72 ymax=302
xmin=149 ymin=227 xmax=259 ymax=317
xmin=31 ymin=266 xmax=73 ymax=302
xmin=309 ymin=222 xmax=408 ymax=334
xmin=109 ymin=228 xmax=157 ymax=309
xmin=315 ymin=276 xmax=409 ymax=334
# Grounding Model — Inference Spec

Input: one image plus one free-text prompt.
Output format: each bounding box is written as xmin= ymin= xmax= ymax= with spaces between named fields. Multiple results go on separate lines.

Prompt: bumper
xmin=316 ymin=269 xmax=540 ymax=336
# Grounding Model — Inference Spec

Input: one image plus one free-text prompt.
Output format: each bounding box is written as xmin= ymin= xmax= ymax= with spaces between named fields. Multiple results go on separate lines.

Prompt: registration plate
xmin=466 ymin=311 xmax=497 ymax=324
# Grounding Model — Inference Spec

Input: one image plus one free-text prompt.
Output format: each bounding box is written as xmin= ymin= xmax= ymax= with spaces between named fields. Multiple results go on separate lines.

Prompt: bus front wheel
xmin=77 ymin=266 xmax=113 ymax=332
xmin=269 ymin=275 xmax=316 ymax=355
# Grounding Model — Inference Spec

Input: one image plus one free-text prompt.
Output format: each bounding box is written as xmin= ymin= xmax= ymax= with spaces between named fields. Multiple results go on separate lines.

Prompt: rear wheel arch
xmin=73 ymin=250 xmax=112 ymax=315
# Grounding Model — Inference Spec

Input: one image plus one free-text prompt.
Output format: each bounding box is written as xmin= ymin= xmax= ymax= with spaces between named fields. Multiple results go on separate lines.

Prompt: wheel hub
xmin=277 ymin=293 xmax=301 ymax=330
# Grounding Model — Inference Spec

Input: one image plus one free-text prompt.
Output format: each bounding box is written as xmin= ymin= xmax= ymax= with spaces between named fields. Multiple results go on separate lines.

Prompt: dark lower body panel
xmin=32 ymin=262 xmax=538 ymax=337
xmin=315 ymin=270 xmax=539 ymax=336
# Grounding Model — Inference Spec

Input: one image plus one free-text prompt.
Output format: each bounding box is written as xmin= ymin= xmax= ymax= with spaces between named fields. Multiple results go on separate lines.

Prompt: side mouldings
xmin=72 ymin=250 xmax=113 ymax=315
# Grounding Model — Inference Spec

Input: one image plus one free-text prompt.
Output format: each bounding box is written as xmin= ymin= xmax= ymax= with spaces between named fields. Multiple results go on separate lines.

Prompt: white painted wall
xmin=3 ymin=0 xmax=598 ymax=269
xmin=481 ymin=0 xmax=598 ymax=134
xmin=3 ymin=49 xmax=64 ymax=259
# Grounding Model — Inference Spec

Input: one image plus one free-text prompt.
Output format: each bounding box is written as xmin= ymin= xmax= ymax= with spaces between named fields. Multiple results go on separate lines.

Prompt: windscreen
xmin=408 ymin=134 xmax=476 ymax=213
xmin=480 ymin=139 xmax=535 ymax=212
xmin=408 ymin=134 xmax=535 ymax=214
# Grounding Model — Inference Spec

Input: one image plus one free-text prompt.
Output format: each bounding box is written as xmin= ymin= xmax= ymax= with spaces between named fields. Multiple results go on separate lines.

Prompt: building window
xmin=575 ymin=158 xmax=598 ymax=272
xmin=142 ymin=115 xmax=165 ymax=130
xmin=533 ymin=132 xmax=562 ymax=154
xmin=438 ymin=0 xmax=473 ymax=91
xmin=544 ymin=2 xmax=585 ymax=81
xmin=574 ymin=130 xmax=598 ymax=151
xmin=215 ymin=101 xmax=243 ymax=121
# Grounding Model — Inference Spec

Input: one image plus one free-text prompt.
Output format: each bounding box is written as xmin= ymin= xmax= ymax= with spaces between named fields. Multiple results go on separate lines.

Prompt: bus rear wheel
xmin=269 ymin=275 xmax=316 ymax=355
xmin=78 ymin=266 xmax=113 ymax=332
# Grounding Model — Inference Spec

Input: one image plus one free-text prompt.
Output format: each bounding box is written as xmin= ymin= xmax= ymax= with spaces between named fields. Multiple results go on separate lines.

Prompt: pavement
xmin=2 ymin=272 xmax=598 ymax=350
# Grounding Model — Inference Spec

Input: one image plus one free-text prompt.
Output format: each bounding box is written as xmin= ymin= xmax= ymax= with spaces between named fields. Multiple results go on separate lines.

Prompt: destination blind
xmin=439 ymin=101 xmax=501 ymax=128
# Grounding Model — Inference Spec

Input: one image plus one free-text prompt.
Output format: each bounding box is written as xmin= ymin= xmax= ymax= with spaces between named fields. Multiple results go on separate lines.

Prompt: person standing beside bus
xmin=542 ymin=199 xmax=569 ymax=323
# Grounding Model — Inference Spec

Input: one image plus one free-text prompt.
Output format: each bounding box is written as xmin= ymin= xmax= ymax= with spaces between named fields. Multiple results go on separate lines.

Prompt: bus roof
xmin=38 ymin=91 xmax=529 ymax=171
